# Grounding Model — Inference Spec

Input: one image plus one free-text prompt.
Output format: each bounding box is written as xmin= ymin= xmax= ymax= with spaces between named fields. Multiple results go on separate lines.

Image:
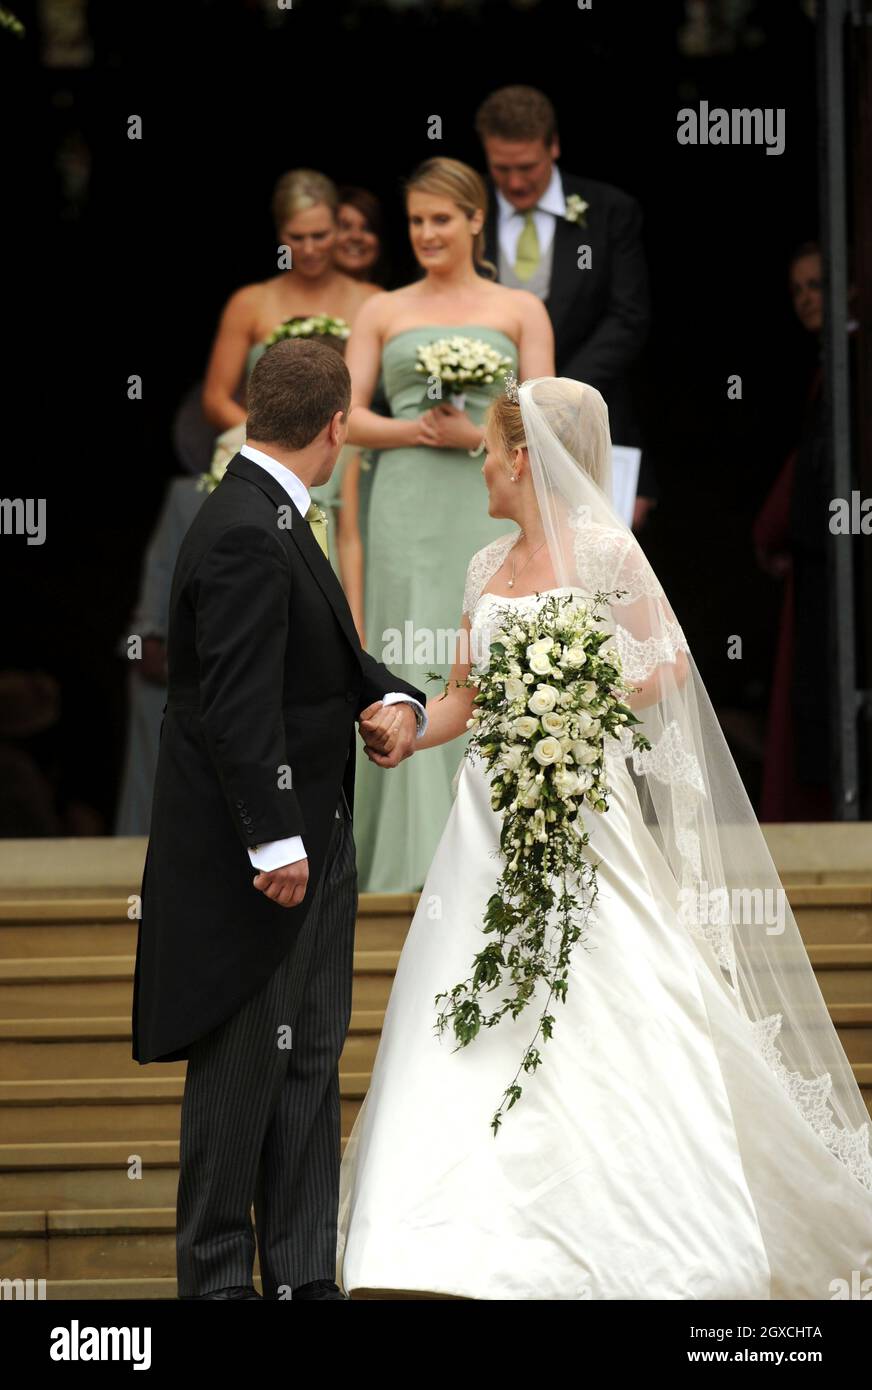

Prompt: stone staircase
xmin=0 ymin=829 xmax=870 ymax=1299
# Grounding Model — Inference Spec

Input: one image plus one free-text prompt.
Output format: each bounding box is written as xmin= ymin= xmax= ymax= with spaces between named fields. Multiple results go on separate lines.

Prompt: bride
xmin=337 ymin=375 xmax=872 ymax=1301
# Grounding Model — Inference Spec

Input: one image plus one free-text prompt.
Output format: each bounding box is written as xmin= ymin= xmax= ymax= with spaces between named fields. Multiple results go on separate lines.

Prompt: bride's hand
xmin=360 ymin=703 xmax=417 ymax=767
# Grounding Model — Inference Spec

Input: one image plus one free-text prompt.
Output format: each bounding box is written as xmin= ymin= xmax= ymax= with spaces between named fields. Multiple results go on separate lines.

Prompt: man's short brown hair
xmin=475 ymin=86 xmax=558 ymax=146
xmin=246 ymin=338 xmax=351 ymax=451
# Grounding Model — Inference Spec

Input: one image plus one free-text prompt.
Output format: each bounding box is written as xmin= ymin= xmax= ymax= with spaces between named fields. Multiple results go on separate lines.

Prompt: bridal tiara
xmin=504 ymin=371 xmax=520 ymax=404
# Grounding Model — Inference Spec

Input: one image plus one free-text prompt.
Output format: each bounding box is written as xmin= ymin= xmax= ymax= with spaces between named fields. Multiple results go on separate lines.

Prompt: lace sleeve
xmin=572 ymin=522 xmax=662 ymax=604
xmin=574 ymin=522 xmax=688 ymax=683
xmin=462 ymin=533 xmax=517 ymax=619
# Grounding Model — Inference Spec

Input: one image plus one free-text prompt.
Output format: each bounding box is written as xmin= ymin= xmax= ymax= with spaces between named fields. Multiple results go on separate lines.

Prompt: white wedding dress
xmin=337 ymin=577 xmax=872 ymax=1301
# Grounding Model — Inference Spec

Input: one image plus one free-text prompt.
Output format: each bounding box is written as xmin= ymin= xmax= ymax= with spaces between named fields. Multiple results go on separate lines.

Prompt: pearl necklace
xmin=508 ymin=534 xmax=547 ymax=588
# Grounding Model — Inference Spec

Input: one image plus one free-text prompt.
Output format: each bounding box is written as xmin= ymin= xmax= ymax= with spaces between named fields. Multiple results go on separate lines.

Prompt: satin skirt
xmin=338 ymin=749 xmax=872 ymax=1300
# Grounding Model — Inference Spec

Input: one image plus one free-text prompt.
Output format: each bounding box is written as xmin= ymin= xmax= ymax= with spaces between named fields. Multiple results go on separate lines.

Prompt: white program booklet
xmin=610 ymin=445 xmax=642 ymax=527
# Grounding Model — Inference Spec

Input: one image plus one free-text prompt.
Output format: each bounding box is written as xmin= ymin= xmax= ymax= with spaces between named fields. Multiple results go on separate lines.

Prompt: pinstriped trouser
xmin=175 ymin=801 xmax=357 ymax=1297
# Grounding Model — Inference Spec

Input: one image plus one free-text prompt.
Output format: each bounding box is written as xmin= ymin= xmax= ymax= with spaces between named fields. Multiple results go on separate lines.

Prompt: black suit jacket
xmin=132 ymin=452 xmax=426 ymax=1064
xmin=485 ymin=170 xmax=656 ymax=496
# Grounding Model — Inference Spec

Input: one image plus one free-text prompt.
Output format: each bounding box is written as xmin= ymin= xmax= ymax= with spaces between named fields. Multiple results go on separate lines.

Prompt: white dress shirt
xmin=238 ymin=444 xmax=427 ymax=871
xmin=496 ymin=164 xmax=567 ymax=266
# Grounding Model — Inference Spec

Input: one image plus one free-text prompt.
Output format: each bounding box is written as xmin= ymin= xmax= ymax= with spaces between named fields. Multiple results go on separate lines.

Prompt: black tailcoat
xmin=132 ymin=453 xmax=425 ymax=1063
xmin=484 ymin=170 xmax=656 ymax=495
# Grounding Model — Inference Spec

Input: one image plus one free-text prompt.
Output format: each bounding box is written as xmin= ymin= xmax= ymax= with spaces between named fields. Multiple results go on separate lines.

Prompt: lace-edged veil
xmin=516 ymin=375 xmax=872 ymax=1192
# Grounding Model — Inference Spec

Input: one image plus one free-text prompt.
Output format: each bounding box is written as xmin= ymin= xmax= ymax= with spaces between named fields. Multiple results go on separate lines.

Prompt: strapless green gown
xmin=354 ymin=326 xmax=518 ymax=892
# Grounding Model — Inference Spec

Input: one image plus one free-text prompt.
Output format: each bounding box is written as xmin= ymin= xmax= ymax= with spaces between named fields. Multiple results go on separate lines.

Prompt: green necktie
xmin=513 ymin=211 xmax=540 ymax=281
xmin=305 ymin=501 xmax=329 ymax=559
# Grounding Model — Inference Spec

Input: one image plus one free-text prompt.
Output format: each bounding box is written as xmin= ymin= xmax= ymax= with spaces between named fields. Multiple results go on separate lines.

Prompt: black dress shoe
xmin=291 ymin=1279 xmax=348 ymax=1300
xmin=181 ymin=1285 xmax=262 ymax=1300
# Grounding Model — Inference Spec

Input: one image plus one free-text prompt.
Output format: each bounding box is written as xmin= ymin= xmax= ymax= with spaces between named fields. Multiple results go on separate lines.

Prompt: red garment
xmin=753 ymin=447 xmax=831 ymax=822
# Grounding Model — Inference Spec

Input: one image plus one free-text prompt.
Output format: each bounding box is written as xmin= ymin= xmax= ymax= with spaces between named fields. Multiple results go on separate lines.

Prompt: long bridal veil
xmin=519 ymin=376 xmax=872 ymax=1193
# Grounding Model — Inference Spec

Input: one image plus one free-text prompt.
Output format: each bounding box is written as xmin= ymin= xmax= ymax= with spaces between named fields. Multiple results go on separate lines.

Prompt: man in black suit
xmin=476 ymin=85 xmax=657 ymax=529
xmin=132 ymin=339 xmax=427 ymax=1300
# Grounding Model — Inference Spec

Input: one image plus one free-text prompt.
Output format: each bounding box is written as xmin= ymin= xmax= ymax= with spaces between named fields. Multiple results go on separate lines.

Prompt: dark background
xmin=1 ymin=0 xmax=823 ymax=829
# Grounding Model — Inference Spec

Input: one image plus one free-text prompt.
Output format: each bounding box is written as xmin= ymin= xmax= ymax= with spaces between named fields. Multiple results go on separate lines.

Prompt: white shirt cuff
xmin=248 ymin=834 xmax=306 ymax=872
xmin=381 ymin=691 xmax=428 ymax=737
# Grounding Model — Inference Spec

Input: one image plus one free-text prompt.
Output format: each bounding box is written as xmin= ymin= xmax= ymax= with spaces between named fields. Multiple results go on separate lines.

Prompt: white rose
xmin=563 ymin=645 xmax=587 ymax=669
xmin=528 ymin=685 xmax=560 ymax=715
xmin=514 ymin=716 xmax=540 ymax=740
xmin=540 ymin=711 xmax=565 ymax=735
xmin=526 ymin=637 xmax=554 ymax=658
xmin=521 ymin=780 xmax=542 ymax=807
xmin=532 ymin=737 xmax=562 ymax=766
xmin=504 ymin=676 xmax=527 ymax=703
xmin=571 ymin=740 xmax=598 ymax=766
xmin=500 ymin=744 xmax=525 ymax=773
xmin=528 ymin=652 xmax=552 ymax=676
xmin=553 ymin=766 xmax=579 ymax=798
xmin=574 ymin=710 xmax=594 ymax=737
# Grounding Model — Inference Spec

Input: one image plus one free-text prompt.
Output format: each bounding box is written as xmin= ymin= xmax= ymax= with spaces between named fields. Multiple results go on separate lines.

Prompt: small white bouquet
xmin=415 ymin=334 xmax=514 ymax=411
xmin=264 ymin=314 xmax=351 ymax=345
xmin=433 ymin=591 xmax=651 ymax=1133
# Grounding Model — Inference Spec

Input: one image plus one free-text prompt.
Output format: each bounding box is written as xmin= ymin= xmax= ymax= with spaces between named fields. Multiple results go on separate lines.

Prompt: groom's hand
xmin=253 ymin=859 xmax=309 ymax=908
xmin=359 ymin=702 xmax=417 ymax=768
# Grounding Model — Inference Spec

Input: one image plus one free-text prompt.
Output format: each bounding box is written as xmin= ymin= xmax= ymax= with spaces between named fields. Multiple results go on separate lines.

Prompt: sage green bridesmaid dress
xmin=354 ymin=325 xmax=518 ymax=892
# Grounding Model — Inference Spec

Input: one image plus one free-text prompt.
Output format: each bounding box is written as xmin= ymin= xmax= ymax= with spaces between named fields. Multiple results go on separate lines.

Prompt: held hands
xmin=359 ymin=701 xmax=418 ymax=768
xmin=410 ymin=405 xmax=482 ymax=452
xmin=253 ymin=858 xmax=309 ymax=908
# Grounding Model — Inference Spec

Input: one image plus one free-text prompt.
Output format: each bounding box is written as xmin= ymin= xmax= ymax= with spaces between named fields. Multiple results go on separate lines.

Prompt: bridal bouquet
xmin=434 ymin=592 xmax=651 ymax=1134
xmin=415 ymin=335 xmax=514 ymax=410
xmin=264 ymin=314 xmax=351 ymax=345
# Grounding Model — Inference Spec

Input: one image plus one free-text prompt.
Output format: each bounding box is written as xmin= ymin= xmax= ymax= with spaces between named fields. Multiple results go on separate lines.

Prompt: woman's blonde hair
xmin=405 ymin=157 xmax=496 ymax=278
xmin=488 ymin=394 xmax=526 ymax=462
xmin=488 ymin=381 xmax=609 ymax=491
xmin=272 ymin=168 xmax=339 ymax=235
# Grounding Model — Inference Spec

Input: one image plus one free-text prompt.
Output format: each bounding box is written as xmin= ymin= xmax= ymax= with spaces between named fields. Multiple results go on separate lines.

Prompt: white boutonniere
xmin=564 ymin=194 xmax=589 ymax=227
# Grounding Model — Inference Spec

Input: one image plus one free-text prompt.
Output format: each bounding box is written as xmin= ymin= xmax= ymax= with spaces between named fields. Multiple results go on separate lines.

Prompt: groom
xmin=131 ymin=338 xmax=427 ymax=1300
xmin=475 ymin=84 xmax=658 ymax=528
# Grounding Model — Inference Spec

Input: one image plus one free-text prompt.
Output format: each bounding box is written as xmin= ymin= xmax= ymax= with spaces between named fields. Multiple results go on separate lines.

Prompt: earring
xmin=510 ymin=474 xmax=517 ymax=482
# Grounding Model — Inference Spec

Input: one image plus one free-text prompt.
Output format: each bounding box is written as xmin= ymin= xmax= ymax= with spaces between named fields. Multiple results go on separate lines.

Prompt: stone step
xmin=805 ymin=944 xmax=872 ymax=1005
xmin=786 ymin=884 xmax=872 ymax=944
xmin=0 ymin=1074 xmax=367 ymax=1143
xmin=0 ymin=1015 xmax=380 ymax=1082
xmin=0 ymin=1208 xmax=180 ymax=1281
xmin=0 ymin=1125 xmax=357 ymax=1210
xmin=0 ymin=951 xmax=398 ymax=1020
xmin=0 ymin=894 xmax=418 ymax=960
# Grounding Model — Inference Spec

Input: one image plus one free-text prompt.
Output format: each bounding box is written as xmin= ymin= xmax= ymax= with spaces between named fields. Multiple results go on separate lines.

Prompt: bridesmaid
xmin=333 ymin=186 xmax=392 ymax=585
xmin=335 ymin=185 xmax=390 ymax=285
xmin=347 ymin=156 xmax=554 ymax=892
xmin=202 ymin=168 xmax=380 ymax=429
xmin=201 ymin=169 xmax=379 ymax=632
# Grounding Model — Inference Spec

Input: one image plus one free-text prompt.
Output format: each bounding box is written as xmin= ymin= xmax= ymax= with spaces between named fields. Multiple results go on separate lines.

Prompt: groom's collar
xmin=495 ymin=165 xmax=566 ymax=223
xmin=239 ymin=443 xmax=311 ymax=517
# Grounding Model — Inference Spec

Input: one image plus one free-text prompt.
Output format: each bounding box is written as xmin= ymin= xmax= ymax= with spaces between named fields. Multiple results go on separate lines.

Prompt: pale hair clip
xmin=504 ymin=371 xmax=520 ymax=404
